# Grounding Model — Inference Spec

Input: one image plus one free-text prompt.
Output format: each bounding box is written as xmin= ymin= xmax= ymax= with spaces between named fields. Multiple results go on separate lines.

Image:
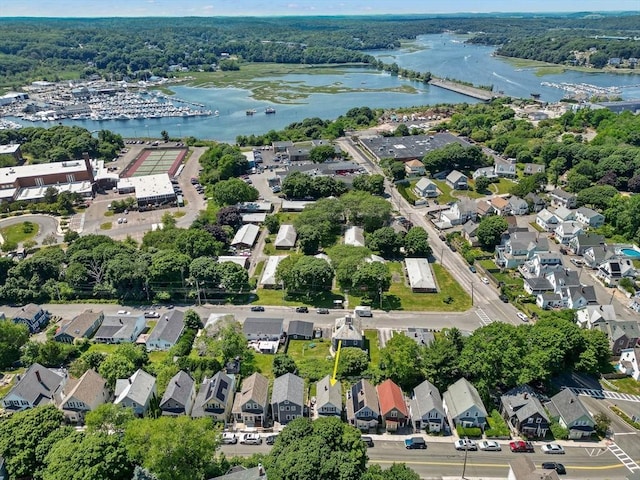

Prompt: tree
xmin=366 ymin=227 xmax=403 ymax=258
xmin=403 ymin=226 xmax=432 ymax=257
xmin=205 ymin=319 xmax=254 ymax=366
xmin=216 ymin=206 xmax=243 ymax=231
xmin=0 ymin=320 xmax=29 ymax=369
xmin=161 ymin=130 xmax=169 ymax=142
xmin=474 ymin=176 xmax=491 ymax=192
xmin=184 ymin=309 xmax=203 ymax=329
xmin=273 ymin=353 xmax=297 ymax=377
xmin=309 ymin=145 xmax=336 ymax=163
xmin=98 ymin=354 xmax=136 ymax=389
xmin=277 ymin=256 xmax=334 ymax=293
xmin=265 ymin=416 xmax=367 ymax=480
xmin=211 ymin=178 xmax=258 ymax=206
xmin=340 ymin=191 xmax=392 ymax=232
xmin=63 ymin=230 xmax=80 ymax=244
xmin=594 ymin=412 xmax=611 ymax=437
xmin=363 ymin=464 xmax=420 ymax=480
xmin=297 ymin=225 xmax=322 ymax=255
xmin=351 ymin=261 xmax=391 ymax=296
xmin=337 ymin=347 xmax=369 ymax=378
xmin=124 ymin=416 xmax=220 ymax=480
xmin=42 ymin=431 xmax=134 ymax=480
xmin=217 ymin=261 xmax=249 ymax=291
xmin=379 ymin=333 xmax=424 ymax=390
xmin=477 ymin=215 xmax=508 ymax=249
xmin=85 ymin=403 xmax=136 ymax=434
xmin=264 ymin=214 xmax=281 ymax=234
xmin=175 ymin=229 xmax=223 ymax=259
xmin=352 ymin=174 xmax=385 ymax=196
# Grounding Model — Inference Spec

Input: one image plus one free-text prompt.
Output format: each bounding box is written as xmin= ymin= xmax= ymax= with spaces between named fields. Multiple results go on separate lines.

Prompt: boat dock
xmin=429 ymin=78 xmax=497 ymax=102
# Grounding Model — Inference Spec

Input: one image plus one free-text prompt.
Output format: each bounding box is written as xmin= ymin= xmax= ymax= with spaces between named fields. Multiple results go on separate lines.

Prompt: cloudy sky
xmin=3 ymin=0 xmax=638 ymax=17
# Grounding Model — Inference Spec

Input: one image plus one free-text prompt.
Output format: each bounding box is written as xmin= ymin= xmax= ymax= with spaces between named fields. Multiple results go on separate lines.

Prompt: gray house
xmin=271 ymin=373 xmax=305 ymax=426
xmin=192 ymin=371 xmax=236 ymax=422
xmin=146 ymin=309 xmax=185 ymax=351
xmin=287 ymin=320 xmax=314 ymax=340
xmin=546 ymin=389 xmax=595 ymax=439
xmin=12 ymin=303 xmax=50 ymax=333
xmin=414 ymin=178 xmax=439 ymax=198
xmin=54 ymin=310 xmax=104 ymax=343
xmin=332 ymin=315 xmax=364 ymax=350
xmin=442 ymin=378 xmax=488 ymax=430
xmin=160 ymin=370 xmax=196 ymax=416
xmin=410 ymin=379 xmax=446 ymax=433
xmin=346 ymin=379 xmax=380 ymax=431
xmin=2 ymin=363 xmax=66 ymax=411
xmin=243 ymin=317 xmax=284 ymax=342
xmin=114 ymin=369 xmax=157 ymax=417
xmin=500 ymin=385 xmax=549 ymax=438
xmin=93 ymin=313 xmax=146 ymax=344
xmin=316 ymin=375 xmax=342 ymax=418
xmin=232 ymin=372 xmax=269 ymax=428
xmin=446 ymin=170 xmax=468 ymax=190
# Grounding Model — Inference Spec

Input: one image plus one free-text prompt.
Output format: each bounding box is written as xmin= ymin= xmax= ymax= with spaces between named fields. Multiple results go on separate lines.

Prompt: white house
xmin=617 ymin=347 xmax=640 ymax=381
xmin=274 ymin=224 xmax=297 ymax=249
xmin=508 ymin=196 xmax=529 ymax=215
xmin=413 ymin=177 xmax=439 ymax=198
xmin=494 ymin=158 xmax=516 ymax=178
xmin=554 ymin=221 xmax=583 ymax=245
xmin=576 ymin=207 xmax=605 ymax=228
xmin=404 ymin=159 xmax=426 ymax=177
xmin=446 ymin=170 xmax=468 ymax=190
xmin=344 ymin=226 xmax=365 ymax=247
xmin=536 ymin=209 xmax=558 ymax=232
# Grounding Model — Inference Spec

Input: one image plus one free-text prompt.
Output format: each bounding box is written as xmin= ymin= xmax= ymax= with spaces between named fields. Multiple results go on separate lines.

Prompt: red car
xmin=510 ymin=441 xmax=534 ymax=453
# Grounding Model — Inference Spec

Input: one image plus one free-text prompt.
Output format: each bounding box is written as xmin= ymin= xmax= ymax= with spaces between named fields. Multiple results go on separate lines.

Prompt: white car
xmin=144 ymin=311 xmax=160 ymax=318
xmin=116 ymin=310 xmax=130 ymax=315
xmin=478 ymin=440 xmax=502 ymax=451
xmin=454 ymin=439 xmax=477 ymax=451
xmin=516 ymin=312 xmax=529 ymax=322
xmin=221 ymin=433 xmax=238 ymax=445
xmin=481 ymin=276 xmax=490 ymax=284
xmin=541 ymin=443 xmax=565 ymax=454
xmin=240 ymin=433 xmax=262 ymax=445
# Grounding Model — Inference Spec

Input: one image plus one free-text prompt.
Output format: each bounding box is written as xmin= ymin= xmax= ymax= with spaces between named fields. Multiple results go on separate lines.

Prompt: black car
xmin=265 ymin=435 xmax=278 ymax=445
xmin=361 ymin=436 xmax=374 ymax=447
xmin=542 ymin=462 xmax=566 ymax=475
xmin=316 ymin=308 xmax=330 ymax=314
xmin=295 ymin=306 xmax=309 ymax=313
xmin=405 ymin=437 xmax=427 ymax=449
xmin=251 ymin=306 xmax=265 ymax=312
xmin=499 ymin=294 xmax=509 ymax=303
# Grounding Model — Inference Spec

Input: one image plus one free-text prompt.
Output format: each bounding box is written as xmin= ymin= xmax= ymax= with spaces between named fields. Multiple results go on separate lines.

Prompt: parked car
xmin=478 ymin=440 xmax=502 ymax=451
xmin=316 ymin=308 xmax=330 ymax=314
xmin=454 ymin=439 xmax=477 ymax=451
xmin=509 ymin=441 xmax=534 ymax=453
xmin=516 ymin=312 xmax=529 ymax=322
xmin=295 ymin=306 xmax=309 ymax=313
xmin=222 ymin=433 xmax=238 ymax=445
xmin=240 ymin=433 xmax=262 ymax=445
xmin=541 ymin=444 xmax=565 ymax=455
xmin=469 ymin=265 xmax=477 ymax=273
xmin=166 ymin=304 xmax=174 ymax=309
xmin=405 ymin=437 xmax=427 ymax=450
xmin=542 ymin=462 xmax=566 ymax=474
xmin=265 ymin=434 xmax=278 ymax=445
xmin=499 ymin=294 xmax=509 ymax=303
xmin=251 ymin=306 xmax=265 ymax=312
xmin=481 ymin=276 xmax=489 ymax=284
xmin=144 ymin=311 xmax=160 ymax=318
xmin=361 ymin=436 xmax=374 ymax=447
xmin=116 ymin=310 xmax=130 ymax=315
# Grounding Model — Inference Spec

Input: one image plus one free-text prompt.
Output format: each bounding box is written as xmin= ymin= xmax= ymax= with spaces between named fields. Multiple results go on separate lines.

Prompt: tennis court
xmin=122 ymin=148 xmax=187 ymax=178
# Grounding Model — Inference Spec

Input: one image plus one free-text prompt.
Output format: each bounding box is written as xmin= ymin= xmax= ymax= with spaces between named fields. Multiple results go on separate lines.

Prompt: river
xmin=10 ymin=33 xmax=640 ymax=143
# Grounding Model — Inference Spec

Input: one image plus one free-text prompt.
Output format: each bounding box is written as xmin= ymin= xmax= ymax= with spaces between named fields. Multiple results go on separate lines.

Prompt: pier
xmin=428 ymin=78 xmax=497 ymax=102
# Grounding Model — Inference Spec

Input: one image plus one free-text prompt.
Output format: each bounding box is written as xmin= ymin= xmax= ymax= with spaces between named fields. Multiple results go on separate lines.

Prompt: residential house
xmin=593 ymin=320 xmax=640 ymax=356
xmin=210 ymin=465 xmax=268 ymax=480
xmin=476 ymin=200 xmax=493 ymax=218
xmin=404 ymin=159 xmax=426 ymax=177
xmin=232 ymin=372 xmax=269 ymax=428
xmin=523 ymin=277 xmax=554 ymax=295
xmin=554 ymin=206 xmax=576 ymax=222
xmin=561 ymin=285 xmax=598 ymax=310
xmin=597 ymin=259 xmax=636 ymax=286
xmin=93 ymin=313 xmax=146 ymax=344
xmin=271 ymin=373 xmax=305 ymax=426
xmin=261 ymin=255 xmax=288 ymax=288
xmin=491 ymin=196 xmax=511 ymax=216
xmin=192 ymin=371 xmax=236 ymax=422
xmin=536 ymin=209 xmax=559 ymax=232
xmin=231 ymin=224 xmax=260 ymax=249
xmin=243 ymin=317 xmax=284 ymax=342
xmin=344 ymin=226 xmax=365 ymax=247
xmin=160 ymin=370 xmax=196 ymax=416
xmin=462 ymin=220 xmax=480 ymax=247
xmin=630 ymin=292 xmax=640 ymax=313
xmin=272 ymin=140 xmax=293 ymax=152
xmin=287 ymin=320 xmax=314 ymax=340
xmin=2 ymin=363 xmax=67 ymax=411
xmin=446 ymin=170 xmax=468 ymax=190
xmin=526 ymin=252 xmax=564 ymax=278
xmin=576 ymin=304 xmax=618 ymax=329
xmin=413 ymin=177 xmax=439 ymax=198
xmin=508 ymin=457 xmax=560 ymax=480
xmin=500 ymin=385 xmax=549 ymax=438
xmin=509 ymin=196 xmax=529 ymax=216
xmin=405 ymin=258 xmax=438 ymax=293
xmin=525 ymin=193 xmax=546 ymax=213
xmin=377 ymin=379 xmax=409 ymax=431
xmin=536 ymin=292 xmax=564 ymax=310
xmin=12 ymin=303 xmax=50 ymax=333
xmin=554 ymin=221 xmax=583 ymax=245
xmin=56 ymin=369 xmax=109 ymax=423
xmin=438 ymin=198 xmax=477 ymax=228
xmin=54 ymin=310 xmax=104 ymax=343
xmin=146 ymin=309 xmax=185 ymax=351
xmin=522 ymin=163 xmax=546 ymax=176
xmin=332 ymin=314 xmax=364 ymax=350
xmin=546 ymin=388 xmax=595 ymax=439
xmin=546 ymin=269 xmax=581 ymax=293
xmin=316 ymin=375 xmax=342 ymax=418
xmin=617 ymin=347 xmax=640 ymax=381
xmin=410 ymin=379 xmax=446 ymax=433
xmin=114 ymin=369 xmax=157 ymax=417
xmin=274 ymin=224 xmax=297 ymax=249
xmin=549 ymin=188 xmax=577 ymax=209
xmin=346 ymin=379 xmax=380 ymax=431
xmin=442 ymin=378 xmax=488 ymax=430
xmin=576 ymin=207 xmax=605 ymax=228
xmin=0 ymin=456 xmax=6 ymax=480
xmin=569 ymin=233 xmax=605 ymax=256
xmin=406 ymin=327 xmax=435 ymax=347
xmin=496 ymin=231 xmax=549 ymax=269
xmin=584 ymin=245 xmax=616 ymax=269
xmin=494 ymin=157 xmax=517 ymax=178
xmin=472 ymin=166 xmax=497 ymax=180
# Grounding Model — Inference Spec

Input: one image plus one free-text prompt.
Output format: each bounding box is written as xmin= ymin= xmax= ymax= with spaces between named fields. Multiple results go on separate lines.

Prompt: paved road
xmin=0 ymin=214 xmax=63 ymax=246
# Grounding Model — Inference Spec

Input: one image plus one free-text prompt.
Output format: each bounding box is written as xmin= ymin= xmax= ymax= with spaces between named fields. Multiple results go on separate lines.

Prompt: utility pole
xmin=471 ymin=281 xmax=474 ymax=306
xmin=461 ymin=437 xmax=469 ymax=479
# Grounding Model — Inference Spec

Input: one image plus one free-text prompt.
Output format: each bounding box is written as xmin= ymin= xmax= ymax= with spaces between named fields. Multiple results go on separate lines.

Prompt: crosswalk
xmin=567 ymin=387 xmax=640 ymax=403
xmin=476 ymin=308 xmax=493 ymax=326
xmin=608 ymin=442 xmax=640 ymax=473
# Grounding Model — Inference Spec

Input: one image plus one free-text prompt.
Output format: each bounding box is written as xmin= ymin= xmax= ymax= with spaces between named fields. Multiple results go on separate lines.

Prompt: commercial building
xmin=116 ymin=173 xmax=176 ymax=207
xmin=404 ymin=258 xmax=438 ymax=293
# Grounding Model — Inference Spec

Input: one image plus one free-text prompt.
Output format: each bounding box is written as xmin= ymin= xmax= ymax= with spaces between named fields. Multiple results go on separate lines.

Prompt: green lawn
xmin=397 ymin=181 xmax=419 ymax=203
xmin=529 ymin=221 xmax=545 ymax=233
xmin=252 ymin=353 xmax=274 ymax=379
xmin=434 ymin=179 xmax=483 ymax=203
xmin=86 ymin=343 xmax=119 ymax=355
xmin=489 ymin=178 xmax=517 ymax=195
xmin=252 ymin=260 xmax=265 ymax=281
xmin=253 ymin=288 xmax=345 ymax=308
xmin=1 ymin=222 xmax=39 ymax=244
xmin=263 ymin=236 xmax=278 ymax=256
xmin=148 ymin=351 xmax=169 ymax=364
xmin=364 ymin=330 xmax=381 ymax=367
xmin=286 ymin=338 xmax=333 ymax=381
xmin=276 ymin=212 xmax=299 ymax=224
xmin=100 ymin=222 xmax=112 ymax=230
xmin=602 ymin=377 xmax=640 ymax=396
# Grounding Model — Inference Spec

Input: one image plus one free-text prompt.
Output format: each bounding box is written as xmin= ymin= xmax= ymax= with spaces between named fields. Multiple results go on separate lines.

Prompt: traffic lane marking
xmin=371 ymin=460 xmax=624 ymax=470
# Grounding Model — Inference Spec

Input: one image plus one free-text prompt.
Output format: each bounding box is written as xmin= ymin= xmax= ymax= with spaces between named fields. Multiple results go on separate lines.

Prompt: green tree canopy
xmin=403 ymin=226 xmax=432 ymax=257
xmin=380 ymin=333 xmax=424 ymax=390
xmin=477 ymin=215 xmax=508 ymax=249
xmin=211 ymin=178 xmax=258 ymax=206
xmin=0 ymin=319 xmax=29 ymax=369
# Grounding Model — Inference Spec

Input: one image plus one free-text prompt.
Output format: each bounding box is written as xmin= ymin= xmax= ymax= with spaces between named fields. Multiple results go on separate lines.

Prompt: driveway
xmin=0 ymin=214 xmax=63 ymax=247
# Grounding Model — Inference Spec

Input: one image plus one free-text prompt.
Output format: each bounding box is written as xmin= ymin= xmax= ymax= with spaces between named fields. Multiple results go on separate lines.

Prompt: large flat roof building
xmin=116 ymin=173 xmax=175 ymax=206
xmin=360 ymin=133 xmax=472 ymax=162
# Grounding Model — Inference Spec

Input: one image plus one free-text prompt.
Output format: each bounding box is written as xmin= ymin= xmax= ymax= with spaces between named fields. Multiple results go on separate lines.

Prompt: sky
xmin=2 ymin=0 xmax=639 ymax=17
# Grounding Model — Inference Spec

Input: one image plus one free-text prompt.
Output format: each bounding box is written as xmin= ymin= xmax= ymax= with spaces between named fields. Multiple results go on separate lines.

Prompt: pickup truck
xmin=509 ymin=440 xmax=534 ymax=453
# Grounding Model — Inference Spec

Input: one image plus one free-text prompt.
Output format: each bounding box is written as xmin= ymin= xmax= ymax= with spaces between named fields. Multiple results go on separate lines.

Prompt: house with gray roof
xmin=344 ymin=226 xmax=365 ymax=247
xmin=160 ymin=370 xmax=196 ymax=416
xmin=271 ymin=373 xmax=305 ymax=426
xmin=54 ymin=310 xmax=104 ymax=343
xmin=547 ymin=269 xmax=581 ymax=293
xmin=2 ymin=363 xmax=67 ymax=411
xmin=494 ymin=157 xmax=516 ymax=178
xmin=555 ymin=221 xmax=583 ymax=245
xmin=232 ymin=372 xmax=269 ymax=428
xmin=114 ymin=369 xmax=157 ymax=416
xmin=553 ymin=206 xmax=576 ymax=222
xmin=346 ymin=379 xmax=380 ymax=431
xmin=442 ymin=378 xmax=488 ymax=430
xmin=569 ymin=233 xmax=605 ymax=256
xmin=500 ymin=385 xmax=549 ymax=438
xmin=93 ymin=313 xmax=145 ymax=344
xmin=583 ymin=245 xmax=616 ymax=269
xmin=509 ymin=196 xmax=529 ymax=215
xmin=549 ymin=188 xmax=577 ymax=209
xmin=243 ymin=317 xmax=284 ymax=342
xmin=597 ymin=258 xmax=636 ymax=286
xmin=576 ymin=304 xmax=618 ymax=329
xmin=12 ymin=303 xmax=50 ymax=333
xmin=56 ymin=369 xmax=109 ymax=423
xmin=146 ymin=309 xmax=185 ymax=351
xmin=210 ymin=465 xmax=268 ymax=480
xmin=231 ymin=224 xmax=260 ymax=249
xmin=472 ymin=165 xmax=497 ymax=180
xmin=316 ymin=375 xmax=342 ymax=418
xmin=332 ymin=314 xmax=364 ymax=351
xmin=446 ymin=170 xmax=468 ymax=190
xmin=410 ymin=379 xmax=446 ymax=433
xmin=522 ymin=163 xmax=546 ymax=176
xmin=192 ymin=371 xmax=236 ymax=422
xmin=593 ymin=320 xmax=640 ymax=356
xmin=462 ymin=220 xmax=480 ymax=247
xmin=546 ymin=388 xmax=595 ymax=439
xmin=523 ymin=277 xmax=554 ymax=295
xmin=414 ymin=177 xmax=439 ymax=198
xmin=274 ymin=224 xmax=297 ymax=249
xmin=287 ymin=320 xmax=314 ymax=340
xmin=536 ymin=209 xmax=559 ymax=232
xmin=576 ymin=207 xmax=605 ymax=228
xmin=496 ymin=231 xmax=549 ymax=269
xmin=406 ymin=327 xmax=435 ymax=347
xmin=438 ymin=198 xmax=477 ymax=228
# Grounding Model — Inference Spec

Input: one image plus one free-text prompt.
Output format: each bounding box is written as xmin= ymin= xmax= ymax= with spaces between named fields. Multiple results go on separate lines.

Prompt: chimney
xmin=524 ymin=393 xmax=528 ymax=399
xmin=128 ymin=378 xmax=132 ymax=384
xmin=35 ymin=370 xmax=42 ymax=383
xmin=175 ymin=381 xmax=180 ymax=388
xmin=119 ymin=318 xmax=123 ymax=324
xmin=258 ymin=463 xmax=265 ymax=476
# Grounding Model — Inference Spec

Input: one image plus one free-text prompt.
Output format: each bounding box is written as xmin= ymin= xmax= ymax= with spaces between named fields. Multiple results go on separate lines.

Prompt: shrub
xmin=456 ymin=425 xmax=482 ymax=438
xmin=485 ymin=410 xmax=511 ymax=438
xmin=549 ymin=420 xmax=569 ymax=440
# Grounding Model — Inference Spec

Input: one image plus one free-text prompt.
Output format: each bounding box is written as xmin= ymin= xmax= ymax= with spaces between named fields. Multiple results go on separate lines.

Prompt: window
xmin=475 ymin=412 xmax=478 ymax=417
xmin=536 ymin=418 xmax=542 ymax=424
xmin=280 ymin=405 xmax=285 ymax=411
xmin=66 ymin=174 xmax=75 ymax=183
xmin=390 ymin=411 xmax=397 ymax=417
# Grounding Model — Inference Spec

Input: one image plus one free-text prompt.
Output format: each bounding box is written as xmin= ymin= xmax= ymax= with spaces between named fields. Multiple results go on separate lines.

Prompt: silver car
xmin=478 ymin=440 xmax=501 ymax=451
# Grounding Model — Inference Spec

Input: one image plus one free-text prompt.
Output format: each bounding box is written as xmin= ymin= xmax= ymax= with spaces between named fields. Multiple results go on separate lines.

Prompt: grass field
xmin=364 ymin=330 xmax=381 ymax=366
xmin=1 ymin=222 xmax=39 ymax=244
xmin=602 ymin=377 xmax=640 ymax=396
xmin=287 ymin=338 xmax=333 ymax=381
xmin=489 ymin=178 xmax=517 ymax=195
xmin=253 ymin=288 xmax=345 ymax=308
xmin=100 ymin=222 xmax=112 ymax=230
xmin=253 ymin=353 xmax=274 ymax=379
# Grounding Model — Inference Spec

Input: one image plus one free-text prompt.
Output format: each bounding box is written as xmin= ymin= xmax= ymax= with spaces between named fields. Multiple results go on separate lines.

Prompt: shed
xmin=404 ymin=258 xmax=438 ymax=293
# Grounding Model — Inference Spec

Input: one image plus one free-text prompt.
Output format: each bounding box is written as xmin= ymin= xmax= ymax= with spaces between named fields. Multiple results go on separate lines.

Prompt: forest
xmin=1 ymin=13 xmax=639 ymax=88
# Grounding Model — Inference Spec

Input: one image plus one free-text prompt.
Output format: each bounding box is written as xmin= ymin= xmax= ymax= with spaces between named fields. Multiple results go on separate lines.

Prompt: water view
xmin=11 ymin=33 xmax=640 ymax=143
